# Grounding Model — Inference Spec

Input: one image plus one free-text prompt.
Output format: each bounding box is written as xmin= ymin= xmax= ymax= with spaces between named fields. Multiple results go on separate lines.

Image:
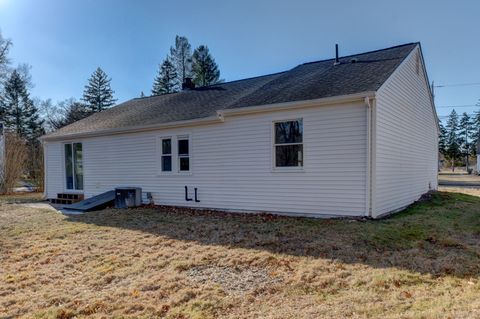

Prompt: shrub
xmin=0 ymin=133 xmax=28 ymax=194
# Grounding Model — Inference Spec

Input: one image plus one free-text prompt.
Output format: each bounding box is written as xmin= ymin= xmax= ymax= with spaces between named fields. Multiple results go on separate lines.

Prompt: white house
xmin=41 ymin=43 xmax=439 ymax=218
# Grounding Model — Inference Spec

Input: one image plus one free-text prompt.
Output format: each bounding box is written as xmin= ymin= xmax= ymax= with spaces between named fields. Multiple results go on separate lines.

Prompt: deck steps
xmin=49 ymin=193 xmax=84 ymax=205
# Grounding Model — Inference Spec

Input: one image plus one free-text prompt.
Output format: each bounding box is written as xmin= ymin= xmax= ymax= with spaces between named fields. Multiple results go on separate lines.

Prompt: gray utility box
xmin=115 ymin=187 xmax=142 ymax=209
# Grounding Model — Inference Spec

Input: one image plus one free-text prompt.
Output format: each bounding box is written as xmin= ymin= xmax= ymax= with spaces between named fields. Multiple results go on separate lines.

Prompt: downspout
xmin=365 ymin=96 xmax=376 ymax=218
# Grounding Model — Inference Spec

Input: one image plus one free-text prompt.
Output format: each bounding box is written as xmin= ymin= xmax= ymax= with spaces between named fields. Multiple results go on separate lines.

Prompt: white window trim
xmin=157 ymin=133 xmax=192 ymax=176
xmin=177 ymin=135 xmax=191 ymax=174
xmin=159 ymin=136 xmax=173 ymax=173
xmin=271 ymin=118 xmax=305 ymax=172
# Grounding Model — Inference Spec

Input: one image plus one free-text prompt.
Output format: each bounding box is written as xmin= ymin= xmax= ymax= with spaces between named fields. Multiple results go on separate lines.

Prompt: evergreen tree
xmin=152 ymin=56 xmax=178 ymax=95
xmin=459 ymin=112 xmax=473 ymax=171
xmin=445 ymin=109 xmax=461 ymax=172
xmin=191 ymin=45 xmax=221 ymax=87
xmin=82 ymin=67 xmax=116 ymax=112
xmin=170 ymin=35 xmax=192 ymax=84
xmin=471 ymin=110 xmax=480 ymax=153
xmin=0 ymin=70 xmax=44 ymax=140
xmin=25 ymin=100 xmax=45 ymax=140
xmin=438 ymin=120 xmax=448 ymax=156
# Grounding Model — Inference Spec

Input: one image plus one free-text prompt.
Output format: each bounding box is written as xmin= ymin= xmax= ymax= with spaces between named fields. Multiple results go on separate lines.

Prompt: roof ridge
xmin=199 ymin=71 xmax=287 ymax=88
xmin=133 ymin=42 xmax=418 ymax=103
xmin=300 ymin=42 xmax=419 ymax=66
xmin=132 ymin=71 xmax=287 ymax=101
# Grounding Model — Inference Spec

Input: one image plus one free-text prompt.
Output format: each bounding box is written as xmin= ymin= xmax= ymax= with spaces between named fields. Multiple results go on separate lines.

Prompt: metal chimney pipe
xmin=335 ymin=44 xmax=339 ymax=65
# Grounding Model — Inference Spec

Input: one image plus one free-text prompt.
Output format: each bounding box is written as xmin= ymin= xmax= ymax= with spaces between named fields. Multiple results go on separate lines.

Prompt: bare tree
xmin=170 ymin=35 xmax=192 ymax=84
xmin=0 ymin=29 xmax=12 ymax=85
xmin=0 ymin=133 xmax=28 ymax=194
xmin=40 ymin=98 xmax=90 ymax=131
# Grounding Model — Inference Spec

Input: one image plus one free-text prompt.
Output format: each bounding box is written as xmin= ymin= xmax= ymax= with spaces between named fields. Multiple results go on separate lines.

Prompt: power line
xmin=435 ymin=82 xmax=480 ymax=88
xmin=438 ymin=113 xmax=476 ymax=118
xmin=436 ymin=104 xmax=478 ymax=108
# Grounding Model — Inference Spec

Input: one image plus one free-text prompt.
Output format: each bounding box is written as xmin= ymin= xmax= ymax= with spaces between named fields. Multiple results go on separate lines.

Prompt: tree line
xmin=0 ymin=30 xmax=221 ymax=191
xmin=439 ymin=109 xmax=480 ymax=172
xmin=44 ymin=35 xmax=221 ymax=130
xmin=152 ymin=35 xmax=221 ymax=95
xmin=0 ymin=31 xmax=45 ymax=191
xmin=0 ymin=32 xmax=222 ymax=135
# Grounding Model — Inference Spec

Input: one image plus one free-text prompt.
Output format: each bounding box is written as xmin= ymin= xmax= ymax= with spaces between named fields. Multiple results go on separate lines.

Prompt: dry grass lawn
xmin=1 ymin=191 xmax=480 ymax=318
xmin=438 ymin=186 xmax=480 ymax=197
xmin=439 ymin=172 xmax=480 ymax=186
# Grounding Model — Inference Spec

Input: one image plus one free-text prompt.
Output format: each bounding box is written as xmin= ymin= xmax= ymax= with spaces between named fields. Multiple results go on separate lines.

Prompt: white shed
xmin=41 ymin=43 xmax=438 ymax=218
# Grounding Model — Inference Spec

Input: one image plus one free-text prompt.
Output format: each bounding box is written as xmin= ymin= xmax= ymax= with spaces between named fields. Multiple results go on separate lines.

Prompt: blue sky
xmin=0 ymin=0 xmax=479 ymax=121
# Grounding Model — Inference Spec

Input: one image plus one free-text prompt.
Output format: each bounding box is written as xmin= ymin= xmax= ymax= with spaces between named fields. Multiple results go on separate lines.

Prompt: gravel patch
xmin=186 ymin=265 xmax=283 ymax=295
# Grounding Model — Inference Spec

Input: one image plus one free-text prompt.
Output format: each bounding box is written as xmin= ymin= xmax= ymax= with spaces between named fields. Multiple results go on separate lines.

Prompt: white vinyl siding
xmin=44 ymin=142 xmax=63 ymax=199
xmin=374 ymin=46 xmax=438 ymax=217
xmin=45 ymin=102 xmax=367 ymax=217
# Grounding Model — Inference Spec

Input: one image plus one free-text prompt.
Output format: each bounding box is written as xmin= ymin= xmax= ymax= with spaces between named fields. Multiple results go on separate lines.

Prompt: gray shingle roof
xmin=45 ymin=42 xmax=418 ymax=139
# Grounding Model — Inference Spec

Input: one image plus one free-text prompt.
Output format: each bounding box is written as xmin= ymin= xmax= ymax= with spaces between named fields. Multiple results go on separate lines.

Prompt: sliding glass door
xmin=64 ymin=143 xmax=83 ymax=191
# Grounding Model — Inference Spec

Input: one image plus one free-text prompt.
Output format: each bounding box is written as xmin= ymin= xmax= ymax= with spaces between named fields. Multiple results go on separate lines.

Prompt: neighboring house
xmin=41 ymin=42 xmax=438 ymax=218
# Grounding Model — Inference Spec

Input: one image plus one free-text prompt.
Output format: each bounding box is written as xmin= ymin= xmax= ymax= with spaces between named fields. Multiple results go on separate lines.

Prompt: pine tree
xmin=192 ymin=45 xmax=221 ymax=87
xmin=438 ymin=120 xmax=448 ymax=156
xmin=82 ymin=67 xmax=116 ymax=112
xmin=152 ymin=57 xmax=178 ymax=95
xmin=25 ymin=100 xmax=45 ymax=140
xmin=471 ymin=109 xmax=480 ymax=153
xmin=170 ymin=35 xmax=192 ymax=85
xmin=459 ymin=112 xmax=473 ymax=172
xmin=0 ymin=70 xmax=44 ymax=140
xmin=445 ymin=109 xmax=461 ymax=172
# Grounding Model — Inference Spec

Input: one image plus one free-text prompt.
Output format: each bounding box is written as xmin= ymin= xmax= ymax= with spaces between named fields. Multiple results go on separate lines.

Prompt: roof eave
xmin=218 ymin=91 xmax=376 ymax=117
xmin=40 ymin=115 xmax=224 ymax=142
xmin=41 ymin=91 xmax=376 ymax=142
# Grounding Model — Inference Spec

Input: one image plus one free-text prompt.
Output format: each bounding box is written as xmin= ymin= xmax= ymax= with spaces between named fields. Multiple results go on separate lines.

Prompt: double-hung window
xmin=273 ymin=119 xmax=303 ymax=168
xmin=159 ymin=135 xmax=190 ymax=173
xmin=178 ymin=137 xmax=190 ymax=172
xmin=161 ymin=138 xmax=172 ymax=172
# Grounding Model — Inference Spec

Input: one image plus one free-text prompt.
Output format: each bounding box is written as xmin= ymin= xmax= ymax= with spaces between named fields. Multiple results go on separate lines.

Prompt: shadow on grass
xmin=65 ymin=191 xmax=480 ymax=278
